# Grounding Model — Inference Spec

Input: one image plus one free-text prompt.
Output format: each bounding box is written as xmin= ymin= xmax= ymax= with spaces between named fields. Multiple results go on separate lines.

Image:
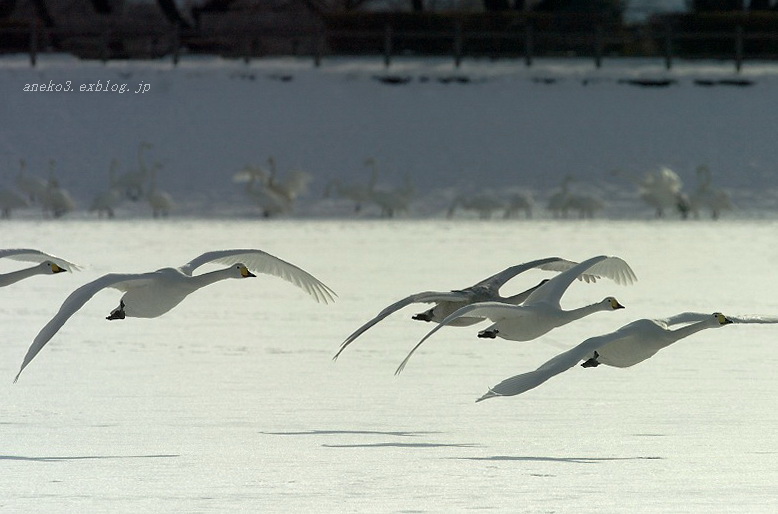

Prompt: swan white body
xmin=476 ymin=312 xmax=778 ymax=401
xmin=447 ymin=192 xmax=506 ymax=219
xmin=114 ymin=142 xmax=153 ymax=201
xmin=15 ymin=159 xmax=49 ymax=203
xmin=14 ymin=249 xmax=336 ymax=381
xmin=335 ymin=257 xmax=617 ymax=361
xmin=690 ymin=165 xmax=733 ymax=220
xmin=395 ymin=255 xmax=636 ymax=374
xmin=147 ymin=163 xmax=175 ymax=217
xmin=0 ymin=249 xmax=79 ymax=287
xmin=89 ymin=159 xmax=123 ymax=218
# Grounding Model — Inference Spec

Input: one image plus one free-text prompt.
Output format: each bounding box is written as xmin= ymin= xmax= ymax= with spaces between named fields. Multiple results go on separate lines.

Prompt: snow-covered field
xmin=2 ymin=219 xmax=777 ymax=512
xmin=1 ymin=54 xmax=777 ymax=511
xmin=2 ymin=53 xmax=778 ymax=220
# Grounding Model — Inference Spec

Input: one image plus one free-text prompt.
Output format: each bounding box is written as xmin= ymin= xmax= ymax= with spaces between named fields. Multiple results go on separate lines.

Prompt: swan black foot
xmin=581 ymin=351 xmax=600 ymax=368
xmin=106 ymin=300 xmax=126 ymax=320
xmin=412 ymin=311 xmax=433 ymax=322
xmin=478 ymin=329 xmax=498 ymax=339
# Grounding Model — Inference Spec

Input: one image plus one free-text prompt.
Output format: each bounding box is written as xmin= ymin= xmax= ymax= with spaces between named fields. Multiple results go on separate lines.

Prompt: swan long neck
xmin=665 ymin=319 xmax=718 ymax=347
xmin=563 ymin=301 xmax=612 ymax=322
xmin=187 ymin=267 xmax=238 ymax=289
xmin=0 ymin=265 xmax=48 ymax=287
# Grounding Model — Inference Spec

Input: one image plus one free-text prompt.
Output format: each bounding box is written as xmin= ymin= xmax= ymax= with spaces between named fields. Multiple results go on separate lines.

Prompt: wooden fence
xmin=3 ymin=17 xmax=778 ymax=72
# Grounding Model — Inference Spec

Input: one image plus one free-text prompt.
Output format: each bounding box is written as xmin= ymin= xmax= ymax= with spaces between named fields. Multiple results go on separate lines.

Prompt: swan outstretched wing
xmin=476 ymin=335 xmax=609 ymax=401
xmin=524 ymin=255 xmax=636 ymax=308
xmin=395 ymin=301 xmax=517 ymax=375
xmin=180 ymin=249 xmax=336 ymax=304
xmin=472 ymin=257 xmax=606 ymax=292
xmin=0 ymin=248 xmax=81 ymax=271
xmin=334 ymin=290 xmax=469 ymax=360
xmin=14 ymin=273 xmax=155 ymax=382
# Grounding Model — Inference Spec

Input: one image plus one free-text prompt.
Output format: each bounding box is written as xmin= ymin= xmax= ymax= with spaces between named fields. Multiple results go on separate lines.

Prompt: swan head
xmin=604 ymin=297 xmax=624 ymax=310
xmin=43 ymin=261 xmax=67 ymax=274
xmin=234 ymin=263 xmax=256 ymax=278
xmin=713 ymin=312 xmax=733 ymax=325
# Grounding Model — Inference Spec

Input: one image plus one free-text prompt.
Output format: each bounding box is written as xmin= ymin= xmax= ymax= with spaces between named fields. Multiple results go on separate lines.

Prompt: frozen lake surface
xmin=2 ymin=218 xmax=777 ymax=512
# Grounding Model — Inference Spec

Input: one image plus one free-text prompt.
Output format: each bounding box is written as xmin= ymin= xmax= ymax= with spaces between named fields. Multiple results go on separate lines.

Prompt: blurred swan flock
xmin=0 ymin=145 xmax=745 ymax=220
xmin=5 ymin=247 xmax=777 ymax=405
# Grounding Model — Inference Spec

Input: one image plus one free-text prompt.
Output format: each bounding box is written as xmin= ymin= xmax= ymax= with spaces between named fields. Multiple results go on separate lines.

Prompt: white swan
xmin=334 ymin=257 xmax=616 ymax=360
xmin=114 ymin=141 xmax=153 ymax=201
xmin=89 ymin=159 xmax=123 ymax=218
xmin=264 ymin=157 xmax=313 ymax=204
xmin=14 ymin=249 xmax=336 ymax=381
xmin=395 ymin=255 xmax=636 ymax=374
xmin=15 ymin=159 xmax=49 ymax=203
xmin=0 ymin=249 xmax=80 ymax=287
xmin=147 ymin=162 xmax=175 ymax=218
xmin=689 ymin=165 xmax=733 ymax=220
xmin=613 ymin=167 xmax=690 ymax=219
xmin=476 ymin=312 xmax=778 ymax=401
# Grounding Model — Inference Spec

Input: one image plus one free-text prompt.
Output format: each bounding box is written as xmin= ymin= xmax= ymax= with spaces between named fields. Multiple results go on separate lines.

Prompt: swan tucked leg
xmin=580 ymin=351 xmax=601 ymax=368
xmin=106 ymin=300 xmax=126 ymax=320
xmin=478 ymin=328 xmax=499 ymax=339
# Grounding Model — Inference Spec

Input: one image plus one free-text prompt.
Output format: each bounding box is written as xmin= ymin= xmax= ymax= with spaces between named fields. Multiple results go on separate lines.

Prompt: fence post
xmin=663 ymin=22 xmax=673 ymax=70
xmin=101 ymin=23 xmax=110 ymax=63
xmin=453 ymin=19 xmax=463 ymax=68
xmin=29 ymin=18 xmax=38 ymax=67
xmin=314 ymin=28 xmax=324 ymax=67
xmin=172 ymin=23 xmax=181 ymax=67
xmin=383 ymin=23 xmax=392 ymax=68
xmin=594 ymin=25 xmax=603 ymax=68
xmin=524 ymin=23 xmax=533 ymax=67
xmin=735 ymin=24 xmax=743 ymax=72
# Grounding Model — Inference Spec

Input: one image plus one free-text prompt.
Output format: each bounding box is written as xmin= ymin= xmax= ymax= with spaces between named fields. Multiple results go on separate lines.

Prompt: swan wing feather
xmin=395 ymin=301 xmax=518 ymax=375
xmin=334 ymin=290 xmax=468 ymax=360
xmin=14 ymin=273 xmax=155 ymax=381
xmin=524 ymin=255 xmax=636 ymax=308
xmin=476 ymin=334 xmax=611 ymax=401
xmin=0 ymin=248 xmax=81 ymax=271
xmin=180 ymin=249 xmax=336 ymax=304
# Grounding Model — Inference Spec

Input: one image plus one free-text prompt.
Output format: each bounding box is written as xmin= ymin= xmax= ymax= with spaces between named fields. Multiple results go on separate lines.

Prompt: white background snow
xmin=1 ymin=53 xmax=777 ymax=512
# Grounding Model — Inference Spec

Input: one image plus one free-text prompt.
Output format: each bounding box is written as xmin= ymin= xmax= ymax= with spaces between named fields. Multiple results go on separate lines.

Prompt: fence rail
xmin=3 ymin=19 xmax=778 ymax=72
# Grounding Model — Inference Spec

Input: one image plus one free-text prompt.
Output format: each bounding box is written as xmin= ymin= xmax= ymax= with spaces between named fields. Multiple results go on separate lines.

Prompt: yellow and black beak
xmin=241 ymin=266 xmax=256 ymax=278
xmin=51 ymin=263 xmax=66 ymax=274
xmin=716 ymin=313 xmax=733 ymax=325
xmin=611 ymin=298 xmax=625 ymax=310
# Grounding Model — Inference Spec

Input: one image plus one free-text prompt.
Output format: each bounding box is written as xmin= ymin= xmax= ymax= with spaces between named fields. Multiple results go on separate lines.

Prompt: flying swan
xmin=334 ymin=256 xmax=613 ymax=360
xmin=395 ymin=255 xmax=636 ymax=374
xmin=14 ymin=249 xmax=336 ymax=381
xmin=476 ymin=312 xmax=778 ymax=401
xmin=0 ymin=248 xmax=80 ymax=287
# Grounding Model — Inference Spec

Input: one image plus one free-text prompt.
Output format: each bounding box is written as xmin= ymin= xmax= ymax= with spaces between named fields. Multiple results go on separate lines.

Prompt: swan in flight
xmin=476 ymin=312 xmax=778 ymax=401
xmin=395 ymin=255 xmax=636 ymax=374
xmin=0 ymin=249 xmax=80 ymax=287
xmin=334 ymin=257 xmax=616 ymax=361
xmin=14 ymin=249 xmax=336 ymax=381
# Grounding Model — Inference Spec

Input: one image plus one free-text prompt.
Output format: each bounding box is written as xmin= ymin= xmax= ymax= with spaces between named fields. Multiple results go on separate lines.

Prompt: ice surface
xmin=1 ymin=219 xmax=777 ymax=512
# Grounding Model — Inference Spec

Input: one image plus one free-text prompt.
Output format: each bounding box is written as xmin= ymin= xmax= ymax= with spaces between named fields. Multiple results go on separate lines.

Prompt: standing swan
xmin=0 ymin=249 xmax=80 ymax=287
xmin=476 ymin=312 xmax=778 ymax=401
xmin=334 ymin=257 xmax=616 ymax=361
xmin=395 ymin=255 xmax=636 ymax=374
xmin=14 ymin=249 xmax=336 ymax=381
